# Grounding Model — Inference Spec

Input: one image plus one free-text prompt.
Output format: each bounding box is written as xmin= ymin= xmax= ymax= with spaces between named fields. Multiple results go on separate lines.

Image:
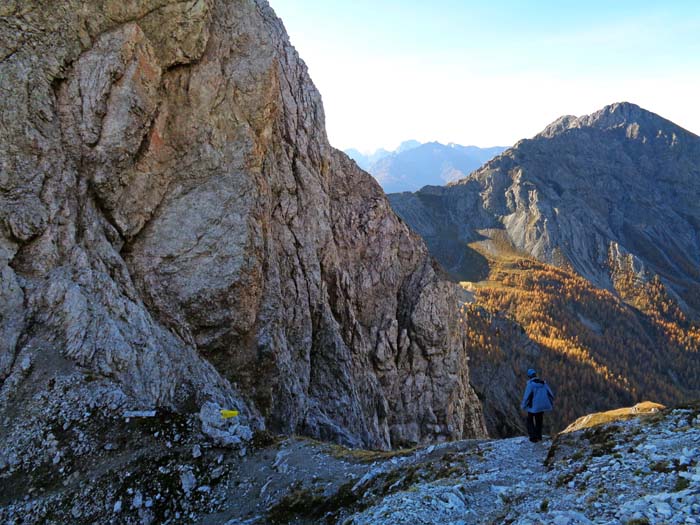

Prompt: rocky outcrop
xmin=389 ymin=103 xmax=700 ymax=316
xmin=0 ymin=0 xmax=486 ymax=457
xmin=2 ymin=393 xmax=697 ymax=524
xmin=344 ymin=404 xmax=700 ymax=525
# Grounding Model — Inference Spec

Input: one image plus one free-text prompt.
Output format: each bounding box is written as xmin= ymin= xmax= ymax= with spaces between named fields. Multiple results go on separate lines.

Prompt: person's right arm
xmin=521 ymin=383 xmax=532 ymax=410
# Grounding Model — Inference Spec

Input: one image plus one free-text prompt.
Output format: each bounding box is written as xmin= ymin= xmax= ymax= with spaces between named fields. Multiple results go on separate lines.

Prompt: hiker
xmin=521 ymin=368 xmax=554 ymax=442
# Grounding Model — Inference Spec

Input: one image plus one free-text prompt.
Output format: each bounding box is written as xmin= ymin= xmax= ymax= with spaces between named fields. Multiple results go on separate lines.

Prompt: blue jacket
xmin=521 ymin=378 xmax=555 ymax=413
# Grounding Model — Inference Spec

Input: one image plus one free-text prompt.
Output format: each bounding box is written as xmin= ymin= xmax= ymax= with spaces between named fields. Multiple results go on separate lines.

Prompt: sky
xmin=267 ymin=0 xmax=700 ymax=153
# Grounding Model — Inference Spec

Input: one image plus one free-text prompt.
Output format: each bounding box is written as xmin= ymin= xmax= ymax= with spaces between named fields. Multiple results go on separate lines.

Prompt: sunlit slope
xmin=461 ymin=241 xmax=700 ymax=433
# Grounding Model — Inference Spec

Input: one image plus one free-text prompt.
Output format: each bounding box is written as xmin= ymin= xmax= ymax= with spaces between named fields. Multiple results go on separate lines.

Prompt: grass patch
xmin=674 ymin=477 xmax=690 ymax=491
xmin=650 ymin=460 xmax=672 ymax=473
xmin=563 ymin=402 xmax=665 ymax=433
xmin=251 ymin=430 xmax=282 ymax=449
xmin=265 ymin=459 xmax=455 ymax=524
xmin=556 ymin=464 xmax=586 ymax=488
xmin=266 ymin=485 xmax=329 ymax=524
xmin=544 ymin=436 xmax=560 ymax=468
xmin=626 ymin=519 xmax=650 ymax=525
xmin=326 ymin=444 xmax=416 ymax=463
xmin=583 ymin=424 xmax=621 ymax=457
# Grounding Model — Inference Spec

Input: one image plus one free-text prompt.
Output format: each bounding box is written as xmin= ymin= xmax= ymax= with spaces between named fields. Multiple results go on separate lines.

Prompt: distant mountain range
xmin=389 ymin=102 xmax=700 ymax=434
xmin=345 ymin=140 xmax=423 ymax=171
xmin=345 ymin=141 xmax=507 ymax=193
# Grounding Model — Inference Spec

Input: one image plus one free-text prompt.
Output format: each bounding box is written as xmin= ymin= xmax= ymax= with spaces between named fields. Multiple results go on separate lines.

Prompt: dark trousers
xmin=527 ymin=412 xmax=544 ymax=441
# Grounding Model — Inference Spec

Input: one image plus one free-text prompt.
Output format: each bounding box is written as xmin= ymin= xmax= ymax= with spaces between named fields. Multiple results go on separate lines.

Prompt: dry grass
xmin=325 ymin=444 xmax=417 ymax=463
xmin=562 ymin=402 xmax=666 ymax=433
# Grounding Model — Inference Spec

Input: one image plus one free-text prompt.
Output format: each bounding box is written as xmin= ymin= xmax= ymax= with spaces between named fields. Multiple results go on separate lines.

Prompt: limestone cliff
xmin=0 ymin=0 xmax=486 ymax=460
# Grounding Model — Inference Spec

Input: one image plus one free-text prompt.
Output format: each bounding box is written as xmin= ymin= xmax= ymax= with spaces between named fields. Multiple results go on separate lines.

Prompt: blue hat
xmin=527 ymin=368 xmax=537 ymax=378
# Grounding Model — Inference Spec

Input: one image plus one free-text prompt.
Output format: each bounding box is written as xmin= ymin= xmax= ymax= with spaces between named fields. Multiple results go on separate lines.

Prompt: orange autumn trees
xmin=461 ymin=254 xmax=700 ymax=433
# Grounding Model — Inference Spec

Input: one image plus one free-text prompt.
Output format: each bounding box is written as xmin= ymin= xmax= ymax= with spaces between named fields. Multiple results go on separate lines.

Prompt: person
xmin=521 ymin=368 xmax=554 ymax=442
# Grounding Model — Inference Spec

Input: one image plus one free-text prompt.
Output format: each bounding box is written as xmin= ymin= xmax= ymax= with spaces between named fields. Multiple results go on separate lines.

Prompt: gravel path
xmin=342 ymin=436 xmax=552 ymax=525
xmin=345 ymin=407 xmax=700 ymax=525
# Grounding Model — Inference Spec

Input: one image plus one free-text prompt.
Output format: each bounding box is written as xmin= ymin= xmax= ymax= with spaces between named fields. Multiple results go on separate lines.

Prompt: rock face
xmin=0 ymin=0 xmax=486 ymax=453
xmin=389 ymin=103 xmax=700 ymax=315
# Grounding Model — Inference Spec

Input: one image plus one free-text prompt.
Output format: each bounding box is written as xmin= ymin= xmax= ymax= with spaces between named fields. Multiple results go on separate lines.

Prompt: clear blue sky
xmin=269 ymin=0 xmax=700 ymax=152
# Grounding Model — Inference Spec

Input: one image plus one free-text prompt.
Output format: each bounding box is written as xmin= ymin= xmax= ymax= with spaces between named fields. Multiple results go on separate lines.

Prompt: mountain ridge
xmin=346 ymin=141 xmax=507 ymax=193
xmin=390 ymin=102 xmax=700 ymax=434
xmin=344 ymin=140 xmax=423 ymax=170
xmin=534 ymin=102 xmax=699 ymax=140
xmin=395 ymin=102 xmax=700 ymax=308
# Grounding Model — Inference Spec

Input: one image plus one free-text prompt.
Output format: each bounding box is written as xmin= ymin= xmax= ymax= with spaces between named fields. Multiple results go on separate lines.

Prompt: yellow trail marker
xmin=220 ymin=409 xmax=239 ymax=419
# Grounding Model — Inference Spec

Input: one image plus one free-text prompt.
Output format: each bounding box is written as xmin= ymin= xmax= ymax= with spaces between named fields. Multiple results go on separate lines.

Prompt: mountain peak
xmin=537 ymin=102 xmax=697 ymax=140
xmin=581 ymin=101 xmax=653 ymax=129
xmin=597 ymin=100 xmax=643 ymax=114
xmin=396 ymin=139 xmax=422 ymax=153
